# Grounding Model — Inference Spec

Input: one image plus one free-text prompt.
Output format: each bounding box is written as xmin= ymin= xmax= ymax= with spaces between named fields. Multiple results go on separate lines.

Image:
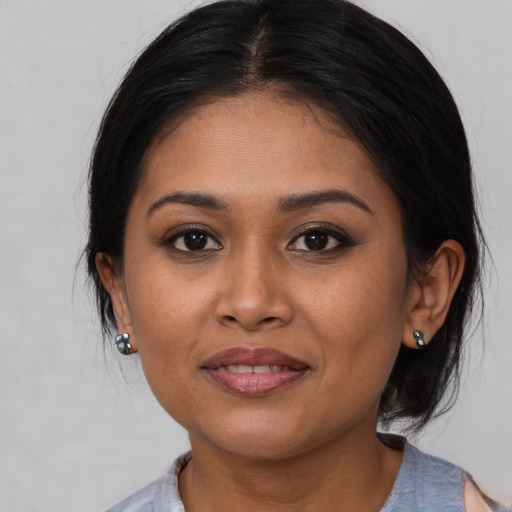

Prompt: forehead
xmin=134 ymin=91 xmax=398 ymax=215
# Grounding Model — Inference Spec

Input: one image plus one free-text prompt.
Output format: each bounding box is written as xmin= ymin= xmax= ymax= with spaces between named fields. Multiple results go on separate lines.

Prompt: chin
xmin=189 ymin=413 xmax=330 ymax=462
xmin=215 ymin=436 xmax=310 ymax=462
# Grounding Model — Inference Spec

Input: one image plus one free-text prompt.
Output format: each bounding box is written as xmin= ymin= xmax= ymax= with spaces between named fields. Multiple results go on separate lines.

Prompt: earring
xmin=413 ymin=330 xmax=427 ymax=349
xmin=115 ymin=333 xmax=133 ymax=355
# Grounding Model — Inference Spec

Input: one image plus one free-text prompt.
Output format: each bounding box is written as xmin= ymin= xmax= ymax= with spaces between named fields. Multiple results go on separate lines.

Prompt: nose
xmin=214 ymin=247 xmax=294 ymax=331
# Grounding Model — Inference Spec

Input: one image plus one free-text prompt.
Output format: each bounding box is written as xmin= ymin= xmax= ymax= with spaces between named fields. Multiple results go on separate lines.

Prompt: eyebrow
xmin=146 ymin=192 xmax=229 ymax=217
xmin=146 ymin=188 xmax=372 ymax=218
xmin=278 ymin=189 xmax=373 ymax=214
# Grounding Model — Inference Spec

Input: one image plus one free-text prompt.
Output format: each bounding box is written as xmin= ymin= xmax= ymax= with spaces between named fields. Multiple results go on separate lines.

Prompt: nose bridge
xmin=216 ymin=238 xmax=292 ymax=330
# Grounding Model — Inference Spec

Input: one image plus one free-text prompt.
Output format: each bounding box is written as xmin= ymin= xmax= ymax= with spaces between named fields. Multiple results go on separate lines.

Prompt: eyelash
xmin=162 ymin=224 xmax=355 ymax=255
xmin=288 ymin=224 xmax=355 ymax=254
xmin=163 ymin=225 xmax=222 ymax=253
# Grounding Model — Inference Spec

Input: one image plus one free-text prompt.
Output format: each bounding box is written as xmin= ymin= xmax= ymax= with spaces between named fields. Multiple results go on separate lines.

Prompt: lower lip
xmin=204 ymin=368 xmax=308 ymax=396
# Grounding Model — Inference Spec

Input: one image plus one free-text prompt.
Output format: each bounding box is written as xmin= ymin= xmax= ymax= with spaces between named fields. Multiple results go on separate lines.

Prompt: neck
xmin=179 ymin=426 xmax=403 ymax=512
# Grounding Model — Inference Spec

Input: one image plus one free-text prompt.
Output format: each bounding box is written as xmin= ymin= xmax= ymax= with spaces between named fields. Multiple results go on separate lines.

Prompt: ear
xmin=402 ymin=240 xmax=465 ymax=349
xmin=95 ymin=253 xmax=137 ymax=352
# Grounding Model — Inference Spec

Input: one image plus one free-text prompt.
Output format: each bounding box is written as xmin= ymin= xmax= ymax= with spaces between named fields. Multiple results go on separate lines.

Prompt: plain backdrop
xmin=0 ymin=1 xmax=511 ymax=510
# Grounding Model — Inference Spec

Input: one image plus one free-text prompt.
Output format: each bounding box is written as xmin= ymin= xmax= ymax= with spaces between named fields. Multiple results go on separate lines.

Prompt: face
xmin=108 ymin=91 xmax=415 ymax=460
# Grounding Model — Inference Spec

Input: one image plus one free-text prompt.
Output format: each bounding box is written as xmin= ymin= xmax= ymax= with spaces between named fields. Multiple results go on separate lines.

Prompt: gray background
xmin=1 ymin=1 xmax=511 ymax=510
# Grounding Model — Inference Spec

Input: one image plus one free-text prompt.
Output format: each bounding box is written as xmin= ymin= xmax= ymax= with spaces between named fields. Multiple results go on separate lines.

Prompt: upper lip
xmin=202 ymin=347 xmax=309 ymax=370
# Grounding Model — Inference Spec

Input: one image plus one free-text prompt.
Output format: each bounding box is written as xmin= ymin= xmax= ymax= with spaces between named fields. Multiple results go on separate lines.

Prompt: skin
xmin=98 ymin=91 xmax=465 ymax=511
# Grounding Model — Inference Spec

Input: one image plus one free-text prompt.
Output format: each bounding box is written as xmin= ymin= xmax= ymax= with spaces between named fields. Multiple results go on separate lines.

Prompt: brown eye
xmin=289 ymin=227 xmax=354 ymax=253
xmin=302 ymin=231 xmax=329 ymax=250
xmin=170 ymin=230 xmax=221 ymax=252
xmin=183 ymin=232 xmax=207 ymax=250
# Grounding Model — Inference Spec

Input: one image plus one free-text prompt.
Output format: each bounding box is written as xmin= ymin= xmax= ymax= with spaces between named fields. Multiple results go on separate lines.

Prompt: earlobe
xmin=402 ymin=240 xmax=465 ymax=349
xmin=95 ymin=253 xmax=137 ymax=352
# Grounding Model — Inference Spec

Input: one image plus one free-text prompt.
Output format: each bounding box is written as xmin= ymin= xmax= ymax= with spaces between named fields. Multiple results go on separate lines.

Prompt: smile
xmin=202 ymin=347 xmax=309 ymax=396
xmin=217 ymin=364 xmax=290 ymax=373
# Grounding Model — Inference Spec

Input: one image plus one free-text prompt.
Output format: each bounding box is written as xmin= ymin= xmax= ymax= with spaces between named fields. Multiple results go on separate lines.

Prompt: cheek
xmin=122 ymin=263 xmax=190 ymax=369
xmin=122 ymin=256 xmax=223 ymax=403
xmin=303 ymin=250 xmax=407 ymax=335
xmin=129 ymin=289 xmax=205 ymax=424
xmin=125 ymin=248 xmax=212 ymax=332
xmin=301 ymin=251 xmax=408 ymax=394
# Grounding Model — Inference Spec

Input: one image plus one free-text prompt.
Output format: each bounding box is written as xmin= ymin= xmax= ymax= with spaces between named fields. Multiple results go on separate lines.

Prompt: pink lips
xmin=202 ymin=347 xmax=309 ymax=396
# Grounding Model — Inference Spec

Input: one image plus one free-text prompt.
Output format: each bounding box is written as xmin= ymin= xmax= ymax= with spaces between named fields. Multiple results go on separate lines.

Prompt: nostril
xmin=221 ymin=315 xmax=279 ymax=328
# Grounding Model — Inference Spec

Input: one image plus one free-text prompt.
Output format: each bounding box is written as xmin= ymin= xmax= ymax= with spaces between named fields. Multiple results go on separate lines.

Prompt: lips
xmin=202 ymin=347 xmax=309 ymax=396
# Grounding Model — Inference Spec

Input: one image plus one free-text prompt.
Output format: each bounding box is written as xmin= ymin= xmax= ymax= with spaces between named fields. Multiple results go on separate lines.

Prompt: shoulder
xmin=104 ymin=476 xmax=167 ymax=512
xmin=406 ymin=443 xmax=510 ymax=512
xmin=381 ymin=437 xmax=510 ymax=512
xmin=389 ymin=440 xmax=466 ymax=511
xmin=463 ymin=474 xmax=512 ymax=512
xmin=104 ymin=452 xmax=190 ymax=512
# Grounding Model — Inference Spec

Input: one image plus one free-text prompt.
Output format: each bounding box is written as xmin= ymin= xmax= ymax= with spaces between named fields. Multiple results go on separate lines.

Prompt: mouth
xmin=201 ymin=347 xmax=309 ymax=396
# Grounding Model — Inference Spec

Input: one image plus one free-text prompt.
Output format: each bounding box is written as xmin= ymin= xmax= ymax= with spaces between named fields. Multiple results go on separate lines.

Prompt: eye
xmin=168 ymin=229 xmax=222 ymax=252
xmin=288 ymin=227 xmax=353 ymax=252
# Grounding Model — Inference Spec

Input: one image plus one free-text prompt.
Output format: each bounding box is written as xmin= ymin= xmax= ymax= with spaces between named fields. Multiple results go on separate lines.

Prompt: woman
xmin=85 ymin=0 xmax=509 ymax=510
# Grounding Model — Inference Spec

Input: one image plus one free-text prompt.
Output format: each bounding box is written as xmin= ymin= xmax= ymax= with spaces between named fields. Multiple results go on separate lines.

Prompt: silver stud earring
xmin=115 ymin=333 xmax=133 ymax=355
xmin=413 ymin=330 xmax=426 ymax=349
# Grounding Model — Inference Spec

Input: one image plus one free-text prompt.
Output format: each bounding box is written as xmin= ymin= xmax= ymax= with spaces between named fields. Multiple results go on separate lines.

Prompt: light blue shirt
xmin=105 ymin=437 xmax=510 ymax=511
